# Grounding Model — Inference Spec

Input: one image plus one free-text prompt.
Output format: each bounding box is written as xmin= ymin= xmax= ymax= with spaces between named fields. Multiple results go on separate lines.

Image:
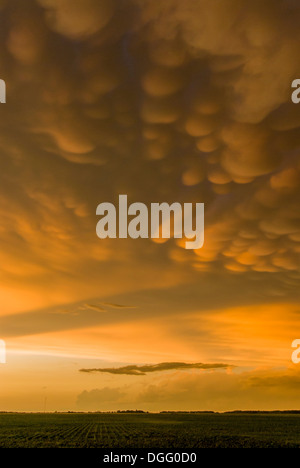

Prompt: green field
xmin=0 ymin=412 xmax=299 ymax=448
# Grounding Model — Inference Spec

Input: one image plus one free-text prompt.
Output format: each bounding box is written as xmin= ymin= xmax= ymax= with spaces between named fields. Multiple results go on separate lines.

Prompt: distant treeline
xmin=161 ymin=410 xmax=300 ymax=414
xmin=160 ymin=411 xmax=215 ymax=414
xmin=1 ymin=410 xmax=300 ymax=414
xmin=224 ymin=410 xmax=300 ymax=414
xmin=116 ymin=410 xmax=148 ymax=413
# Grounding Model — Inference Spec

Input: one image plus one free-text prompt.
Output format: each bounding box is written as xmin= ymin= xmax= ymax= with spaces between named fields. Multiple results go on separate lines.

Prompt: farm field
xmin=0 ymin=412 xmax=299 ymax=448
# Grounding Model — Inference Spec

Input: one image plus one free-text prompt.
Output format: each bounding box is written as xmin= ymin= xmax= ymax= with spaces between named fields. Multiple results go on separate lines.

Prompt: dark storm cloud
xmin=79 ymin=361 xmax=232 ymax=375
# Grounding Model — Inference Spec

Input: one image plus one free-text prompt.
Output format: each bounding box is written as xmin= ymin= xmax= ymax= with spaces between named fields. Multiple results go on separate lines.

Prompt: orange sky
xmin=0 ymin=0 xmax=300 ymax=412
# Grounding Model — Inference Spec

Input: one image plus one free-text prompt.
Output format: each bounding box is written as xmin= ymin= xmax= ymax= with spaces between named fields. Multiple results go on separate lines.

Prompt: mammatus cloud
xmin=0 ymin=0 xmax=299 ymax=301
xmin=79 ymin=362 xmax=232 ymax=376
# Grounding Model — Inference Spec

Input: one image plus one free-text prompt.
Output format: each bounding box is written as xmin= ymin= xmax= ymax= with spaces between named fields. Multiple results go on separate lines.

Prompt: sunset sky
xmin=0 ymin=0 xmax=300 ymax=412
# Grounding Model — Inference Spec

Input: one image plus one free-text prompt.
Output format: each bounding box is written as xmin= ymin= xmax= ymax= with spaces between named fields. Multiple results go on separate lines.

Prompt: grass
xmin=0 ymin=412 xmax=299 ymax=448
